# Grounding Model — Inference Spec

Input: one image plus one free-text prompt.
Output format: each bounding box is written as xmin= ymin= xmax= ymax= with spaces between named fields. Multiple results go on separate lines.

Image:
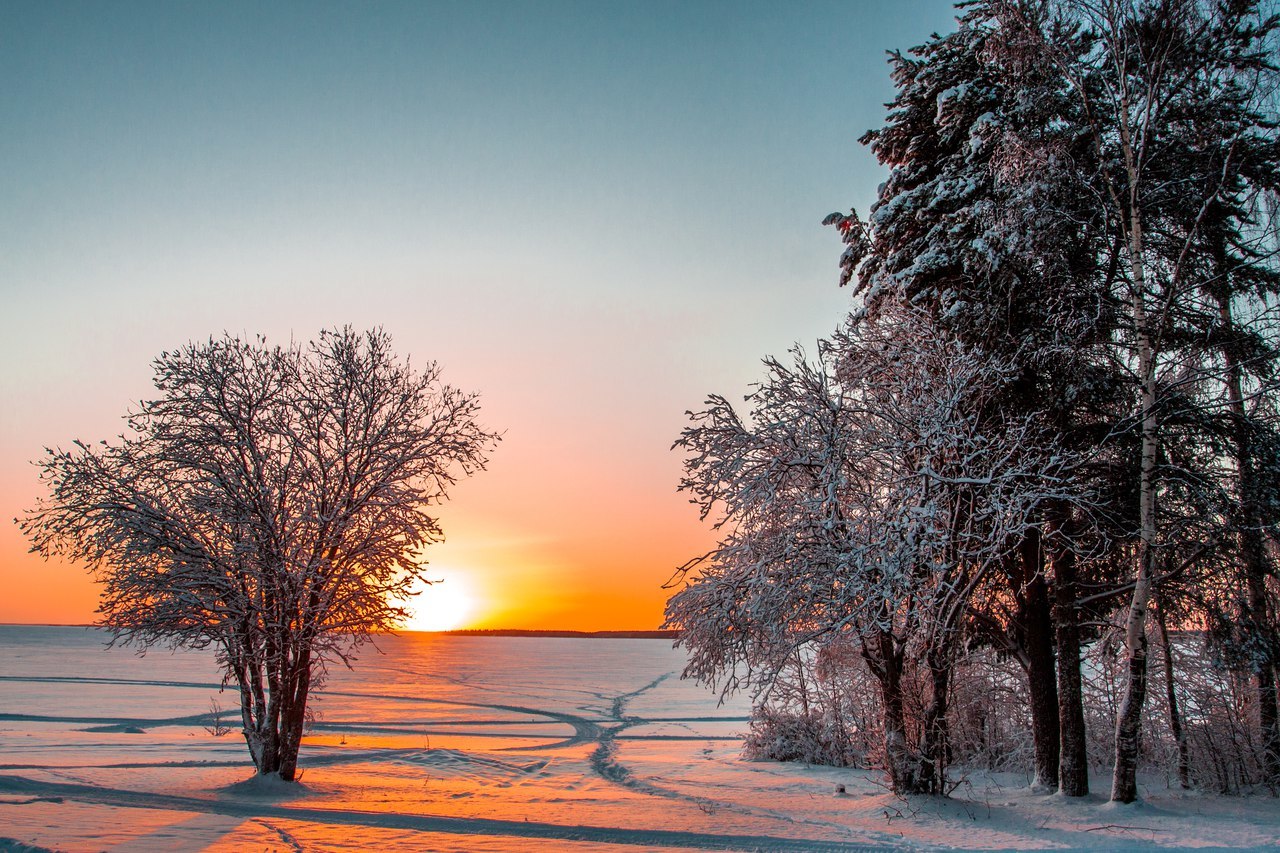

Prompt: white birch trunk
xmin=1112 ymin=151 xmax=1155 ymax=802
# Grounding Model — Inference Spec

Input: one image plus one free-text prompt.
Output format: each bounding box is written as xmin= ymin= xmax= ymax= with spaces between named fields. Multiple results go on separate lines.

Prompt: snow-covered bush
xmin=743 ymin=705 xmax=864 ymax=768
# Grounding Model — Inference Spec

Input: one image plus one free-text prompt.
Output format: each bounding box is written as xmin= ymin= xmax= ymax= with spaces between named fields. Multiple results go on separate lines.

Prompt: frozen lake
xmin=1 ymin=626 xmax=1277 ymax=852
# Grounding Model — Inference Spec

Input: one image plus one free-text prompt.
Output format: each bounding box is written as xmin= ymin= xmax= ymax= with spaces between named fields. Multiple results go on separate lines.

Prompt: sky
xmin=1 ymin=0 xmax=961 ymax=631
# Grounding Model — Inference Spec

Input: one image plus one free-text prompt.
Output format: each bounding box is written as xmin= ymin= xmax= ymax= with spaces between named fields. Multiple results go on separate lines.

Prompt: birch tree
xmin=21 ymin=328 xmax=499 ymax=781
xmin=995 ymin=0 xmax=1280 ymax=802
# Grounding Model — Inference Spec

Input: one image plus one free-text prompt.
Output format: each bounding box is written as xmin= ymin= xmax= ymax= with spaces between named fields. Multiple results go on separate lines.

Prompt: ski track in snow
xmin=0 ymin=661 xmax=904 ymax=851
xmin=582 ymin=675 xmax=871 ymax=843
xmin=1 ymin=668 xmax=832 ymax=839
xmin=257 ymin=818 xmax=307 ymax=853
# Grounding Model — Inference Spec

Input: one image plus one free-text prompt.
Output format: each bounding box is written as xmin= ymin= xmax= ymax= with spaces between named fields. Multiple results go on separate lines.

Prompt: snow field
xmin=1 ymin=628 xmax=1278 ymax=852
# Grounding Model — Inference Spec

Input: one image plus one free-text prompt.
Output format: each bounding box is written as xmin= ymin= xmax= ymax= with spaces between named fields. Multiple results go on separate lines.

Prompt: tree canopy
xmin=21 ymin=327 xmax=500 ymax=779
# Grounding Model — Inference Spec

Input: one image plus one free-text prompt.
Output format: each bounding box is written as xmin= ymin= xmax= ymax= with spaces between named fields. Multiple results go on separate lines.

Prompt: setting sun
xmin=404 ymin=574 xmax=474 ymax=632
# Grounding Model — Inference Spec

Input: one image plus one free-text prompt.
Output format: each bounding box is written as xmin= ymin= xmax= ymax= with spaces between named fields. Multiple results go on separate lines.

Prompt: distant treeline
xmin=443 ymin=629 xmax=679 ymax=640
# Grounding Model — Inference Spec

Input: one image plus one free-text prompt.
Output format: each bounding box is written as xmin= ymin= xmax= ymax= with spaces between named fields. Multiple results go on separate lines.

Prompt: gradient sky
xmin=1 ymin=0 xmax=960 ymax=630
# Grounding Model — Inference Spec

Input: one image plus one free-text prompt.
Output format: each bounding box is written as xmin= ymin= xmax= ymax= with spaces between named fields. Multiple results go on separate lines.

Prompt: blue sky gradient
xmin=1 ymin=0 xmax=961 ymax=628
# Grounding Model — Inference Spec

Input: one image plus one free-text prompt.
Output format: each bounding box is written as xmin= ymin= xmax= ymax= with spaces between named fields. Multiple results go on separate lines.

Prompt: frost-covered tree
xmin=666 ymin=306 xmax=1080 ymax=794
xmin=21 ymin=328 xmax=499 ymax=781
xmin=826 ymin=0 xmax=1120 ymax=794
xmin=831 ymin=0 xmax=1280 ymax=800
xmin=994 ymin=0 xmax=1280 ymax=802
xmin=1182 ymin=100 xmax=1280 ymax=788
xmin=668 ymin=0 xmax=1280 ymax=800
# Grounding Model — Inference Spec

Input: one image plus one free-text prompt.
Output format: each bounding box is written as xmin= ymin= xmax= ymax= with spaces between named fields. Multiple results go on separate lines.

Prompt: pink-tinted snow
xmin=1 ymin=627 xmax=1276 ymax=851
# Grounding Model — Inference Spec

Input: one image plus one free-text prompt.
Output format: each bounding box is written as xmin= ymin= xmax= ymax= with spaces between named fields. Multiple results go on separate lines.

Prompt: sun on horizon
xmin=403 ymin=574 xmax=474 ymax=632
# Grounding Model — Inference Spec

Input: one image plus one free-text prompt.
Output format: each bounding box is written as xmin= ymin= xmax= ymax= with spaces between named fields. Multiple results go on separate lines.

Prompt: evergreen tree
xmin=830 ymin=0 xmax=1119 ymax=793
xmin=996 ymin=0 xmax=1280 ymax=801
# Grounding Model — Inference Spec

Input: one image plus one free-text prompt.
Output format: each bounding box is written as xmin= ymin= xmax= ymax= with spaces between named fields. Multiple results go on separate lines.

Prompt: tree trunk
xmin=1217 ymin=294 xmax=1280 ymax=784
xmin=228 ymin=630 xmax=314 ymax=781
xmin=1155 ymin=593 xmax=1190 ymax=789
xmin=277 ymin=645 xmax=313 ymax=782
xmin=917 ymin=654 xmax=952 ymax=795
xmin=1050 ymin=513 xmax=1089 ymax=797
xmin=229 ymin=637 xmax=282 ymax=777
xmin=1112 ymin=619 xmax=1150 ymax=803
xmin=255 ymin=654 xmax=285 ymax=776
xmin=1112 ymin=164 xmax=1156 ymax=804
xmin=1264 ymin=664 xmax=1280 ymax=786
xmin=795 ymin=649 xmax=811 ymax=718
xmin=865 ymin=626 xmax=916 ymax=794
xmin=1244 ymin=562 xmax=1280 ymax=786
xmin=1021 ymin=529 xmax=1060 ymax=792
xmin=1248 ymin=584 xmax=1280 ymax=784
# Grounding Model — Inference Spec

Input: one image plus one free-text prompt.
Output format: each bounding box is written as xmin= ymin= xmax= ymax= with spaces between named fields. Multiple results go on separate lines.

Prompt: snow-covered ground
xmin=0 ymin=627 xmax=1276 ymax=852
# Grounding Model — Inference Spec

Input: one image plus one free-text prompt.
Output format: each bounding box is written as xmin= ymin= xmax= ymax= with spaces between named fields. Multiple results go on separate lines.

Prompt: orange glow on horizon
xmin=1 ymin=396 xmax=718 ymax=632
xmin=1 ymin=504 xmax=715 ymax=632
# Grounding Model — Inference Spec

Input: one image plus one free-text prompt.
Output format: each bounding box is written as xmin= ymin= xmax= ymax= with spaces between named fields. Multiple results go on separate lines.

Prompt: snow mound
xmin=218 ymin=772 xmax=311 ymax=801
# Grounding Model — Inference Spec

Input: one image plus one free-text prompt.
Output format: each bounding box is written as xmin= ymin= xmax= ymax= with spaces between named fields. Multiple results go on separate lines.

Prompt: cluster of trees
xmin=22 ymin=328 xmax=498 ymax=780
xmin=665 ymin=0 xmax=1280 ymax=801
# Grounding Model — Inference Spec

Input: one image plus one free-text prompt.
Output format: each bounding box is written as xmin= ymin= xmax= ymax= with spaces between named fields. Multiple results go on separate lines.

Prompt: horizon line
xmin=0 ymin=622 xmax=678 ymax=636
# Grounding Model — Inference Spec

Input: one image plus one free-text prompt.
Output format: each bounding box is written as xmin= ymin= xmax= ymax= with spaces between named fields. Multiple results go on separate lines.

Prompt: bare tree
xmin=667 ymin=305 xmax=1082 ymax=794
xmin=20 ymin=328 xmax=499 ymax=780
